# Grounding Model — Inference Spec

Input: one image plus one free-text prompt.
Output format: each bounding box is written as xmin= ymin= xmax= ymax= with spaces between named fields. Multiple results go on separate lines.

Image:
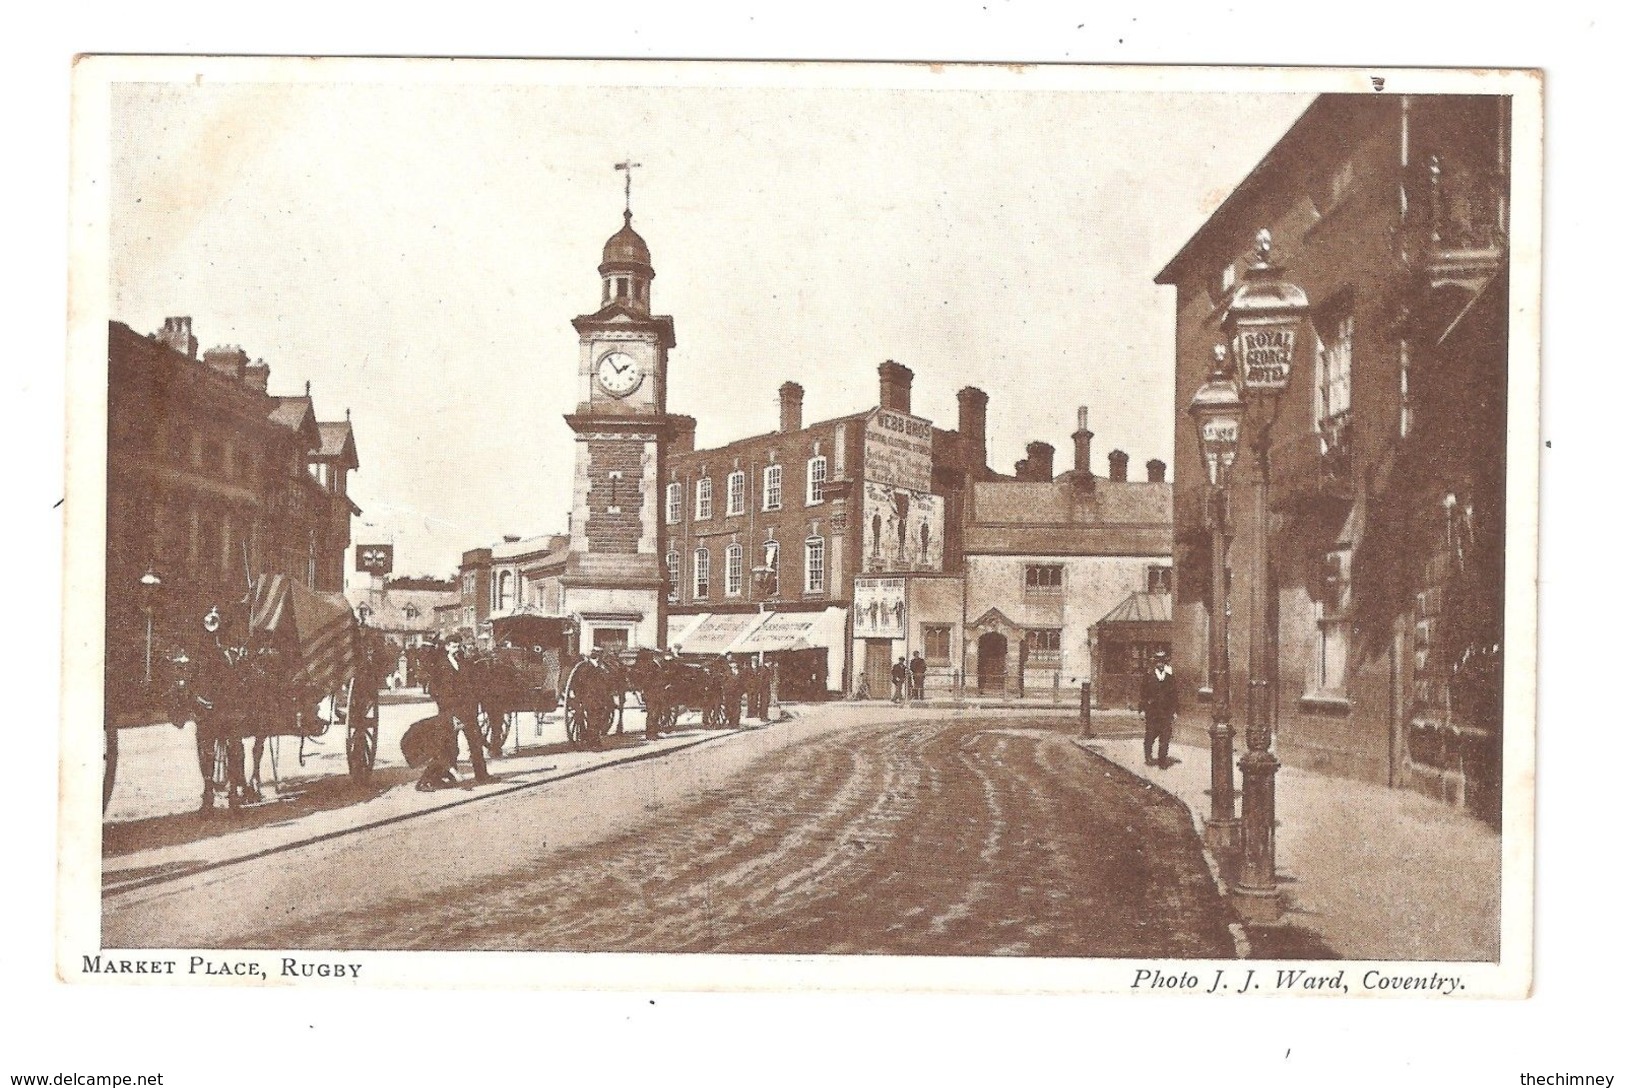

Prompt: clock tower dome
xmin=561 ymin=179 xmax=692 ymax=653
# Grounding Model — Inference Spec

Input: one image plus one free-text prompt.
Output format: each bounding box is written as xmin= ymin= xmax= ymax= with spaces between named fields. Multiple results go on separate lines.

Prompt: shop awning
xmin=734 ymin=607 xmax=848 ymax=654
xmin=671 ymin=611 xmax=768 ymax=654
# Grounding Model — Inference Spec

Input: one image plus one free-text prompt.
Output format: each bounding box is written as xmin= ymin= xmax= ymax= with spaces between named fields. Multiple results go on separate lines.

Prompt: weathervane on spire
xmin=614 ymin=157 xmax=642 ymax=219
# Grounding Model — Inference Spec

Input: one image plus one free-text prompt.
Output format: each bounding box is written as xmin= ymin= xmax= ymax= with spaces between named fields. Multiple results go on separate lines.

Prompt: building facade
xmin=1157 ymin=94 xmax=1509 ymax=821
xmin=106 ymin=317 xmax=360 ymax=722
xmin=662 ymin=362 xmax=981 ymax=695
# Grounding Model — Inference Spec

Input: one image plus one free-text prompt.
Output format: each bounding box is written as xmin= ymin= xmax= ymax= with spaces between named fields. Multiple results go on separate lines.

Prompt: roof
xmin=601 ymin=212 xmax=652 ymax=268
xmin=1154 ymin=94 xmax=1381 ymax=285
xmin=269 ymin=395 xmax=314 ymax=430
xmin=344 ymin=587 xmax=459 ymax=633
xmin=316 ymin=420 xmax=359 ymax=469
xmin=972 ymin=479 xmax=1170 ymax=526
xmin=1094 ymin=591 xmax=1174 ymax=627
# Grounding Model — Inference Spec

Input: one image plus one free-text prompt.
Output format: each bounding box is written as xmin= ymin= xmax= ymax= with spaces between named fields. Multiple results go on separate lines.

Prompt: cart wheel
xmin=346 ymin=685 xmax=379 ymax=782
xmin=102 ymin=728 xmax=118 ymax=813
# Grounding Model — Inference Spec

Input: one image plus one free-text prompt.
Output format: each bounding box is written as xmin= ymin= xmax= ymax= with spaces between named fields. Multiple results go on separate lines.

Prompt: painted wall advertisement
xmin=862 ymin=482 xmax=945 ymax=573
xmin=854 ymin=576 xmax=906 ymax=639
xmin=864 ymin=408 xmax=933 ymax=492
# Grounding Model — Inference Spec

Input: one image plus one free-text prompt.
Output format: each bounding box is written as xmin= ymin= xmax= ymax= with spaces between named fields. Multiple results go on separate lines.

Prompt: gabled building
xmin=1156 ymin=94 xmax=1510 ymax=821
xmin=106 ymin=317 xmax=361 ymax=721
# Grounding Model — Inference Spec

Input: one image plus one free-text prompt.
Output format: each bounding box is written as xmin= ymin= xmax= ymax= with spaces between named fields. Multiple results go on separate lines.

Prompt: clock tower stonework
xmin=562 ymin=210 xmax=694 ymax=651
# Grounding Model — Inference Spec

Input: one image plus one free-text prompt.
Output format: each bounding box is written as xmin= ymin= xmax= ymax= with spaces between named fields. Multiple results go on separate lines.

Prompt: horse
xmin=160 ymin=617 xmax=302 ymax=812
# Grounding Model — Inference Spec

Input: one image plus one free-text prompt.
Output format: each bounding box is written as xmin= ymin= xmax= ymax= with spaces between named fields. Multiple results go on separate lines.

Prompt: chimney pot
xmin=878 ymin=360 xmax=914 ymax=415
xmin=957 ymin=386 xmax=989 ymax=475
xmin=156 ymin=315 xmax=198 ymax=359
xmin=1108 ymin=449 xmax=1129 ymax=482
xmin=1025 ymin=441 xmax=1055 ymax=483
xmin=779 ymin=381 xmax=804 ymax=433
xmin=1147 ymin=459 xmax=1167 ymax=484
xmin=1071 ymin=406 xmax=1095 ymax=492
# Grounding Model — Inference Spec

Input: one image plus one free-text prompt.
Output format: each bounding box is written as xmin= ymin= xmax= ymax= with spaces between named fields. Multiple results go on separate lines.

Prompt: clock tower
xmin=561 ymin=192 xmax=692 ymax=652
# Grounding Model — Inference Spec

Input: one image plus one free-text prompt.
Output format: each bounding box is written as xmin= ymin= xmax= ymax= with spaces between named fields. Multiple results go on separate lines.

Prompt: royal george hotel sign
xmin=1236 ymin=326 xmax=1295 ymax=393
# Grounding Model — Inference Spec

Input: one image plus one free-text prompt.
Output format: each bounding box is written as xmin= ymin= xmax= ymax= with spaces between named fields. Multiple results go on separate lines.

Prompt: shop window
xmin=924 ymin=625 xmax=953 ymax=664
xmin=1025 ymin=564 xmax=1063 ymax=595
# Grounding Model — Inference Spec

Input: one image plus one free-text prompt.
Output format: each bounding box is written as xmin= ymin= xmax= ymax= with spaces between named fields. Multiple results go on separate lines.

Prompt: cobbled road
xmin=107 ymin=712 xmax=1237 ymax=957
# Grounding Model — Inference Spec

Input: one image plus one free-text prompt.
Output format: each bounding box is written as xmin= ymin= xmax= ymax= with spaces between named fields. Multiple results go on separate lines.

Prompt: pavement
xmin=1086 ymin=737 xmax=1502 ymax=962
xmin=101 ymin=705 xmax=784 ymax=897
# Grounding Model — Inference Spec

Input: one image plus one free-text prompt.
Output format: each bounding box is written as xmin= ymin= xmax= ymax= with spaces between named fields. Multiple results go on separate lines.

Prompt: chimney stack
xmin=779 ymin=382 xmax=804 ymax=433
xmin=243 ymin=359 xmax=270 ymax=393
xmin=1147 ymin=459 xmax=1167 ymax=483
xmin=203 ymin=345 xmax=249 ymax=382
xmin=878 ymin=360 xmax=913 ymax=415
xmin=1071 ymin=406 xmax=1095 ymax=492
xmin=157 ymin=316 xmax=198 ymax=359
xmin=1108 ymin=449 xmax=1129 ymax=482
xmin=671 ymin=415 xmax=697 ymax=456
xmin=957 ymin=386 xmax=989 ymax=474
xmin=1024 ymin=441 xmax=1055 ymax=483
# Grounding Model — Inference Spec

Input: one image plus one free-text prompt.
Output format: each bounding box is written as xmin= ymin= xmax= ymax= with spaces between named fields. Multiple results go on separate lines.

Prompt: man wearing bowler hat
xmin=1140 ymin=647 xmax=1179 ymax=769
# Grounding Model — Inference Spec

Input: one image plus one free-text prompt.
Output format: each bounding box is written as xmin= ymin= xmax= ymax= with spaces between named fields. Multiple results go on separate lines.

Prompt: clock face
xmin=595 ymin=351 xmax=644 ymax=398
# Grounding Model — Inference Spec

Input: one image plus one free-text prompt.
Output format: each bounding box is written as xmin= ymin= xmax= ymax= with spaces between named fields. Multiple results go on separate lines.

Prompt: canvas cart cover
xmin=246 ymin=573 xmax=358 ymax=695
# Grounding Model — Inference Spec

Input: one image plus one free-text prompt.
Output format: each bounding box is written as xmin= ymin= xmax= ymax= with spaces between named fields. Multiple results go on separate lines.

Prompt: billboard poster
xmin=863 ymin=408 xmax=933 ymax=492
xmin=862 ymin=482 xmax=944 ymax=573
xmin=854 ymin=576 xmax=906 ymax=639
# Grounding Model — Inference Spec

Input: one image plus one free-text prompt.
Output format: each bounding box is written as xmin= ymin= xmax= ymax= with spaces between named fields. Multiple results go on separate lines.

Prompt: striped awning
xmin=247 ymin=573 xmax=359 ymax=695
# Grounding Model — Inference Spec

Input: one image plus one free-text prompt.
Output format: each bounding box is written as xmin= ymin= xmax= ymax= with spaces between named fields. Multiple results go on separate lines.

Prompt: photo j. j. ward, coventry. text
xmin=90 ymin=76 xmax=1523 ymax=971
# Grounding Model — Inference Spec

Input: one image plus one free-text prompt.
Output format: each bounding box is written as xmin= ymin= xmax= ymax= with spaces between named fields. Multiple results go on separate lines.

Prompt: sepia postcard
xmin=60 ymin=56 xmax=1541 ymax=997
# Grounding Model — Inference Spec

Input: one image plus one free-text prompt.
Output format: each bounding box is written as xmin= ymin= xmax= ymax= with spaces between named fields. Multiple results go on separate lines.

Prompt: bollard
xmin=1079 ymin=680 xmax=1092 ymax=738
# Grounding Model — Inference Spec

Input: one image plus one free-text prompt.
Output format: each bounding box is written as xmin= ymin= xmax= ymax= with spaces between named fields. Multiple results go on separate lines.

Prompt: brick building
xmin=1156 ymin=94 xmax=1510 ymax=820
xmin=662 ymin=362 xmax=981 ymax=696
xmin=106 ymin=317 xmax=360 ymax=721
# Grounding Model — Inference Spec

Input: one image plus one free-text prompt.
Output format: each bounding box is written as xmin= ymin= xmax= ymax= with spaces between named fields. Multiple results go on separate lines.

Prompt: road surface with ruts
xmin=104 ymin=709 xmax=1237 ymax=957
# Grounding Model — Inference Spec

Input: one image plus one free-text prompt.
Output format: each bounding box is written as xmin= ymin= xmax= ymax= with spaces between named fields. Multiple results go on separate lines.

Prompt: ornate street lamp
xmin=1187 ymin=345 xmax=1243 ymax=852
xmin=1222 ymin=228 xmax=1311 ymax=922
xmin=138 ymin=567 xmax=162 ymax=684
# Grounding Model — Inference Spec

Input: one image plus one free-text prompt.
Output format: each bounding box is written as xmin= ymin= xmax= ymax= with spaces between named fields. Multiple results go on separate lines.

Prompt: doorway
xmin=864 ymin=639 xmax=893 ymax=699
xmin=977 ymin=632 xmax=1008 ymax=695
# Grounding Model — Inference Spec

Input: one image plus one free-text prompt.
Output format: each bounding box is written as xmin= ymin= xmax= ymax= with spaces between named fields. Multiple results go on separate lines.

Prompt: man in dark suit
xmin=1140 ymin=647 xmax=1179 ymax=768
xmin=908 ymin=651 xmax=927 ymax=701
xmin=419 ymin=633 xmax=491 ymax=790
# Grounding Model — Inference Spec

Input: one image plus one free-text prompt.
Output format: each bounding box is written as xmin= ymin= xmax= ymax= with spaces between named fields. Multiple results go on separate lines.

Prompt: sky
xmin=108 ymin=69 xmax=1312 ymax=582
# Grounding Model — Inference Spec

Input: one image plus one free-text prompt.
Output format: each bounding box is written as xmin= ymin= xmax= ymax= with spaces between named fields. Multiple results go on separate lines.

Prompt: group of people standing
xmin=890 ymin=651 xmax=927 ymax=703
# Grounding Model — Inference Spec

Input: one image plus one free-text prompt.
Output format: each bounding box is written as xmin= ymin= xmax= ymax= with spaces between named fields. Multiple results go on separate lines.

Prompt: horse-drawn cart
xmin=466 ymin=614 xmax=572 ymax=756
xmin=107 ymin=573 xmax=389 ymax=814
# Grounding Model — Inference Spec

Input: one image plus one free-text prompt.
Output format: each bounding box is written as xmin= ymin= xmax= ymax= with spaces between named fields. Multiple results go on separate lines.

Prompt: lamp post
xmin=1187 ymin=345 xmax=1242 ymax=852
xmin=139 ymin=567 xmax=162 ymax=684
xmin=1223 ymin=228 xmax=1311 ymax=923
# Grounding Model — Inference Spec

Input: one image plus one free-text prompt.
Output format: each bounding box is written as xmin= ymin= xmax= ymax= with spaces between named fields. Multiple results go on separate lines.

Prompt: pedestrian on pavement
xmin=891 ymin=658 xmax=907 ymax=704
xmin=908 ymin=651 xmax=927 ymax=701
xmin=418 ymin=632 xmax=491 ymax=791
xmin=1140 ymin=648 xmax=1179 ymax=768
